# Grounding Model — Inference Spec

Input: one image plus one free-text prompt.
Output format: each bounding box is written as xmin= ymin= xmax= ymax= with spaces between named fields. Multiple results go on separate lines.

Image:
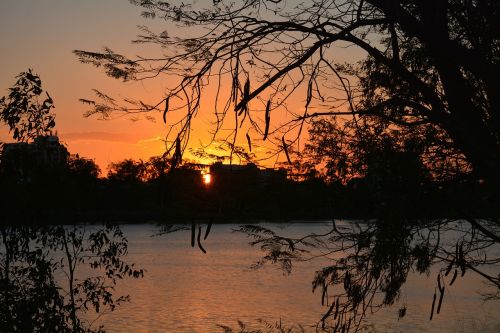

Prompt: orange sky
xmin=0 ymin=0 xmax=364 ymax=174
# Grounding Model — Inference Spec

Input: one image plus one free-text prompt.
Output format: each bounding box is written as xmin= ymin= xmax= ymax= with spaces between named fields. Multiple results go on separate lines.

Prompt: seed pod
xmin=263 ymin=99 xmax=271 ymax=140
xmin=321 ymin=287 xmax=327 ymax=306
xmin=282 ymin=136 xmax=292 ymax=164
xmin=197 ymin=225 xmax=206 ymax=253
xmin=204 ymin=221 xmax=212 ymax=240
xmin=459 ymin=243 xmax=466 ymax=277
xmin=244 ymin=77 xmax=250 ymax=99
xmin=305 ymin=80 xmax=312 ymax=110
xmin=320 ymin=301 xmax=335 ymax=323
xmin=444 ymin=258 xmax=454 ymax=276
xmin=232 ymin=60 xmax=239 ymax=103
xmin=163 ymin=97 xmax=169 ymax=124
xmin=246 ymin=132 xmax=252 ymax=152
xmin=430 ymin=290 xmax=436 ymax=320
xmin=449 ymin=269 xmax=458 ymax=286
xmin=437 ymin=286 xmax=445 ymax=314
xmin=237 ymin=77 xmax=250 ymax=115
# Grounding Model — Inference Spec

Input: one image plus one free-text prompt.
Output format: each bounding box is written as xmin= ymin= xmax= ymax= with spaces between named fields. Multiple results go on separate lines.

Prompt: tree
xmin=74 ymin=0 xmax=499 ymax=192
xmin=107 ymin=158 xmax=146 ymax=183
xmin=68 ymin=154 xmax=101 ymax=181
xmin=0 ymin=224 xmax=143 ymax=332
xmin=0 ymin=69 xmax=56 ymax=142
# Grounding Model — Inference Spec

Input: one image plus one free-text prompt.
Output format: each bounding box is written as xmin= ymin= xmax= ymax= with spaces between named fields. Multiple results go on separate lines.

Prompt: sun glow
xmin=201 ymin=171 xmax=212 ymax=185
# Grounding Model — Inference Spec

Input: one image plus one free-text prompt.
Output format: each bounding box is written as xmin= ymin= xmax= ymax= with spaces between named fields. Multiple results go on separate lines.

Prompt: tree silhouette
xmin=74 ymin=0 xmax=499 ymax=193
xmin=0 ymin=69 xmax=56 ymax=142
xmin=0 ymin=224 xmax=143 ymax=332
xmin=107 ymin=159 xmax=147 ymax=183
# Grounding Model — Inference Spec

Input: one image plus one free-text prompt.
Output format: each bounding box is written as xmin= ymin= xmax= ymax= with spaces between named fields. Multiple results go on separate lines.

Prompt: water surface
xmin=94 ymin=222 xmax=499 ymax=332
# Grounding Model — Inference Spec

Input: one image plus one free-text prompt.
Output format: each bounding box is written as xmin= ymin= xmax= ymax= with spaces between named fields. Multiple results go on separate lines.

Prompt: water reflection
xmin=234 ymin=219 xmax=500 ymax=332
xmin=1 ymin=220 xmax=499 ymax=332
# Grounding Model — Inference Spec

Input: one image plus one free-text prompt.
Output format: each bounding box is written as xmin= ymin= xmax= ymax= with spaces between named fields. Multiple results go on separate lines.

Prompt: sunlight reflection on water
xmin=93 ymin=222 xmax=499 ymax=333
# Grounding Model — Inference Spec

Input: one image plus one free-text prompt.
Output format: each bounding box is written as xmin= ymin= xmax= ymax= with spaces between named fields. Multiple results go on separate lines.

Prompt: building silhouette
xmin=1 ymin=135 xmax=69 ymax=183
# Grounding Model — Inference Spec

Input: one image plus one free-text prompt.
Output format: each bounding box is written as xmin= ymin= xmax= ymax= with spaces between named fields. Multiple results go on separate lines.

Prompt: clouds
xmin=61 ymin=131 xmax=162 ymax=146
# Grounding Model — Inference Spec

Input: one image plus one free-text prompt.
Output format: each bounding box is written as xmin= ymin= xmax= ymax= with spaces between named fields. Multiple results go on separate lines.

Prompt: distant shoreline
xmin=2 ymin=210 xmax=495 ymax=225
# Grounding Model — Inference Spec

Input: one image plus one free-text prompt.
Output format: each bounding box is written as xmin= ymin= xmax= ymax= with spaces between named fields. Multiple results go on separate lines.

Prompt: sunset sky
xmin=0 ymin=1 xmax=192 ymax=172
xmin=0 ymin=0 xmax=364 ymax=173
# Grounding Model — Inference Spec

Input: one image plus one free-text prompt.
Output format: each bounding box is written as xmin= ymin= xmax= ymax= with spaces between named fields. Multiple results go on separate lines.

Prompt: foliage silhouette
xmin=0 ymin=224 xmax=143 ymax=332
xmin=0 ymin=69 xmax=56 ymax=142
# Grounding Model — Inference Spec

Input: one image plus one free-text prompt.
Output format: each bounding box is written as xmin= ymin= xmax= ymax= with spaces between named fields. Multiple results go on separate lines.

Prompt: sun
xmin=202 ymin=173 xmax=211 ymax=185
xmin=202 ymin=172 xmax=212 ymax=185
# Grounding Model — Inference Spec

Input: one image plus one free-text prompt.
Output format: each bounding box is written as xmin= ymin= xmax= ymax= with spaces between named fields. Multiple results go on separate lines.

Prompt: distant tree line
xmin=1 ymin=143 xmax=496 ymax=223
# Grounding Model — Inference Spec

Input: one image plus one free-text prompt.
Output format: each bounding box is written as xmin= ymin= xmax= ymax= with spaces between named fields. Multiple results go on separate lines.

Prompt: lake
xmin=88 ymin=221 xmax=500 ymax=333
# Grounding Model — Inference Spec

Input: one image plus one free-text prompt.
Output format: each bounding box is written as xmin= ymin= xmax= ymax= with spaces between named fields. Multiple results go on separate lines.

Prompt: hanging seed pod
xmin=449 ymin=269 xmax=458 ymax=286
xmin=191 ymin=222 xmax=195 ymax=247
xmin=237 ymin=77 xmax=250 ymax=115
xmin=437 ymin=274 xmax=442 ymax=291
xmin=232 ymin=59 xmax=239 ymax=103
xmin=282 ymin=136 xmax=292 ymax=164
xmin=320 ymin=301 xmax=335 ymax=323
xmin=321 ymin=287 xmax=327 ymax=306
xmin=246 ymin=132 xmax=252 ymax=152
xmin=171 ymin=137 xmax=182 ymax=169
xmin=263 ymin=99 xmax=271 ymax=140
xmin=459 ymin=243 xmax=466 ymax=277
xmin=437 ymin=286 xmax=445 ymax=314
xmin=430 ymin=289 xmax=436 ymax=320
xmin=204 ymin=221 xmax=212 ymax=240
xmin=344 ymin=271 xmax=351 ymax=290
xmin=244 ymin=77 xmax=250 ymax=100
xmin=162 ymin=97 xmax=169 ymax=124
xmin=305 ymin=80 xmax=313 ymax=110
xmin=197 ymin=225 xmax=207 ymax=253
xmin=444 ymin=258 xmax=454 ymax=276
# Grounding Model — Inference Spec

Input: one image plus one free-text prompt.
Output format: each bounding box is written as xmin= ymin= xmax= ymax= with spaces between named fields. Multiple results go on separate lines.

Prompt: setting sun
xmin=202 ymin=173 xmax=211 ymax=185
